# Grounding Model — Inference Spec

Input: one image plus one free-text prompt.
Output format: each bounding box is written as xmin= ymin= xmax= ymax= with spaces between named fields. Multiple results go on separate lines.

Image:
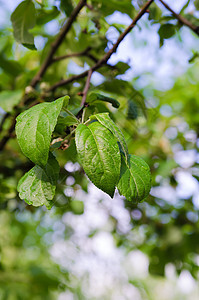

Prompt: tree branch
xmin=0 ymin=112 xmax=10 ymax=133
xmin=52 ymin=47 xmax=95 ymax=62
xmin=0 ymin=117 xmax=16 ymax=150
xmin=81 ymin=69 xmax=93 ymax=106
xmin=49 ymin=0 xmax=154 ymax=92
xmin=158 ymin=0 xmax=199 ymax=35
xmin=30 ymin=0 xmax=87 ymax=88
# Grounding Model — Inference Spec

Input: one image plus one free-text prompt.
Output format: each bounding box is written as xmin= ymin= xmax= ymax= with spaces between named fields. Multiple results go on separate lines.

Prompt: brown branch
xmin=49 ymin=0 xmax=154 ymax=92
xmin=49 ymin=70 xmax=89 ymax=92
xmin=81 ymin=69 xmax=93 ymax=106
xmin=30 ymin=0 xmax=87 ymax=88
xmin=85 ymin=53 xmax=98 ymax=63
xmin=0 ymin=117 xmax=16 ymax=150
xmin=52 ymin=47 xmax=92 ymax=62
xmin=0 ymin=112 xmax=10 ymax=133
xmin=158 ymin=0 xmax=199 ymax=35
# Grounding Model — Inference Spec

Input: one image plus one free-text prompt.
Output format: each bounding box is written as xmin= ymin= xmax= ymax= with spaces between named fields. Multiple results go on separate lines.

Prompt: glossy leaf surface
xmin=11 ymin=0 xmax=36 ymax=49
xmin=87 ymin=93 xmax=120 ymax=108
xmin=17 ymin=153 xmax=60 ymax=209
xmin=75 ymin=122 xmax=121 ymax=197
xmin=16 ymin=96 xmax=69 ymax=166
xmin=91 ymin=113 xmax=129 ymax=163
xmin=117 ymin=154 xmax=151 ymax=203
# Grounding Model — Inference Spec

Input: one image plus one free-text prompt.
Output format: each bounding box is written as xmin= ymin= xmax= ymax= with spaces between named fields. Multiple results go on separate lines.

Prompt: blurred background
xmin=0 ymin=0 xmax=199 ymax=299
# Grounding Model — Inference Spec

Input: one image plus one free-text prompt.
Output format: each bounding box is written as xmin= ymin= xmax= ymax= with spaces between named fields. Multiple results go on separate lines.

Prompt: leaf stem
xmin=83 ymin=118 xmax=91 ymax=125
xmin=62 ymin=107 xmax=80 ymax=123
xmin=81 ymin=69 xmax=93 ymax=106
xmin=81 ymin=107 xmax=86 ymax=123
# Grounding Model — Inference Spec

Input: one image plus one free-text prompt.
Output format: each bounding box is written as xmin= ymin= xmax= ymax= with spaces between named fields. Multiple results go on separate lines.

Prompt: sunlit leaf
xmin=11 ymin=0 xmax=36 ymax=49
xmin=87 ymin=93 xmax=120 ymax=108
xmin=16 ymin=96 xmax=69 ymax=166
xmin=90 ymin=112 xmax=129 ymax=162
xmin=117 ymin=154 xmax=151 ymax=202
xmin=17 ymin=153 xmax=59 ymax=209
xmin=0 ymin=90 xmax=23 ymax=112
xmin=75 ymin=122 xmax=121 ymax=197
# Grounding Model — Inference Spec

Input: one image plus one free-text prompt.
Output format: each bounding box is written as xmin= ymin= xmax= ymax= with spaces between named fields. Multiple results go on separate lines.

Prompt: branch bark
xmin=158 ymin=0 xmax=199 ymax=35
xmin=49 ymin=0 xmax=154 ymax=92
xmin=52 ymin=47 xmax=97 ymax=62
xmin=30 ymin=0 xmax=87 ymax=88
xmin=81 ymin=69 xmax=93 ymax=106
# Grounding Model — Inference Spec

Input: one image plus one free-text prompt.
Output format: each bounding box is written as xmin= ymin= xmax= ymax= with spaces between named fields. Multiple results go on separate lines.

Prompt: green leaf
xmin=0 ymin=90 xmax=23 ymax=112
xmin=60 ymin=0 xmax=74 ymax=16
xmin=36 ymin=6 xmax=59 ymax=26
xmin=92 ymin=0 xmax=133 ymax=17
xmin=180 ymin=0 xmax=191 ymax=14
xmin=158 ymin=24 xmax=176 ymax=42
xmin=117 ymin=154 xmax=151 ymax=203
xmin=0 ymin=53 xmax=23 ymax=77
xmin=17 ymin=153 xmax=60 ymax=209
xmin=11 ymin=0 xmax=36 ymax=49
xmin=114 ymin=61 xmax=130 ymax=75
xmin=189 ymin=52 xmax=199 ymax=63
xmin=16 ymin=96 xmax=69 ymax=166
xmin=148 ymin=5 xmax=162 ymax=21
xmin=75 ymin=122 xmax=121 ymax=197
xmin=195 ymin=0 xmax=199 ymax=10
xmin=87 ymin=93 xmax=120 ymax=108
xmin=90 ymin=113 xmax=129 ymax=163
xmin=127 ymin=100 xmax=138 ymax=120
xmin=55 ymin=115 xmax=78 ymax=135
xmin=22 ymin=43 xmax=37 ymax=50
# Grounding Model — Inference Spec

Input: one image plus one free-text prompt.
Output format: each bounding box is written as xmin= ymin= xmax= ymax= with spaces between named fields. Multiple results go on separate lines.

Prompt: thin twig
xmin=158 ymin=0 xmax=199 ymax=35
xmin=81 ymin=69 xmax=93 ymax=106
xmin=30 ymin=0 xmax=87 ymax=88
xmin=0 ymin=117 xmax=16 ymax=150
xmin=52 ymin=47 xmax=92 ymax=62
xmin=62 ymin=107 xmax=80 ymax=123
xmin=49 ymin=0 xmax=154 ymax=92
xmin=0 ymin=112 xmax=10 ymax=133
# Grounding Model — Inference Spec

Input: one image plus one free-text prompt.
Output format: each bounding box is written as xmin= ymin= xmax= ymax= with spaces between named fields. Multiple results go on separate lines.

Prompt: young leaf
xmin=87 ymin=93 xmax=120 ymax=108
xmin=36 ymin=6 xmax=59 ymax=26
xmin=55 ymin=115 xmax=78 ymax=135
xmin=16 ymin=96 xmax=69 ymax=166
xmin=75 ymin=122 xmax=121 ymax=197
xmin=117 ymin=154 xmax=151 ymax=203
xmin=0 ymin=90 xmax=23 ymax=112
xmin=17 ymin=153 xmax=60 ymax=209
xmin=11 ymin=0 xmax=36 ymax=49
xmin=90 ymin=113 xmax=129 ymax=163
xmin=158 ymin=23 xmax=176 ymax=46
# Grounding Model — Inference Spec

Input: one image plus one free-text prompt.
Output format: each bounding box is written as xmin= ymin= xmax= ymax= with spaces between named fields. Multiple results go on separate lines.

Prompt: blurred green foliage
xmin=0 ymin=0 xmax=199 ymax=299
